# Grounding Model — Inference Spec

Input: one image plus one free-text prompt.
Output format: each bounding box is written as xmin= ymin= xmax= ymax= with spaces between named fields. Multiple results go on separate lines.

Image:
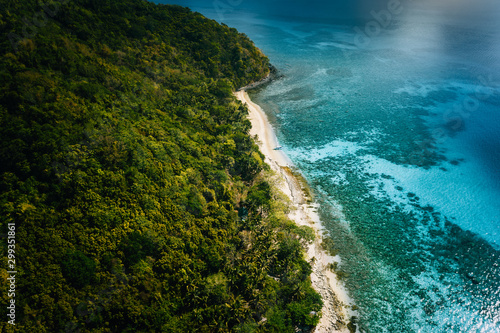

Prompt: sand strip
xmin=235 ymin=90 xmax=358 ymax=333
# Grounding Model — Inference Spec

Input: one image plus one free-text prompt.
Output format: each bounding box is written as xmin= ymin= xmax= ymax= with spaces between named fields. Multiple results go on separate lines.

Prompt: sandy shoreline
xmin=235 ymin=90 xmax=358 ymax=333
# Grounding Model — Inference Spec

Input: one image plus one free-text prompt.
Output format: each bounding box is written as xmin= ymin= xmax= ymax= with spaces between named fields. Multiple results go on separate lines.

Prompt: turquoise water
xmin=163 ymin=1 xmax=500 ymax=331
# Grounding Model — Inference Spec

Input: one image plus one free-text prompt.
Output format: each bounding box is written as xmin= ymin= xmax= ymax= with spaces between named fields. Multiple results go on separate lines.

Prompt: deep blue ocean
xmin=161 ymin=1 xmax=500 ymax=331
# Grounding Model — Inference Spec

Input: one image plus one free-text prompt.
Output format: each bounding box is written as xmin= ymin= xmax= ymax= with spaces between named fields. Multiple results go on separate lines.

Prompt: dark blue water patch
xmin=393 ymin=86 xmax=461 ymax=110
xmin=483 ymin=92 xmax=500 ymax=108
xmin=279 ymin=86 xmax=316 ymax=101
xmin=162 ymin=0 xmax=394 ymax=23
xmin=326 ymin=67 xmax=354 ymax=79
xmin=469 ymin=132 xmax=500 ymax=188
xmin=426 ymin=89 xmax=459 ymax=105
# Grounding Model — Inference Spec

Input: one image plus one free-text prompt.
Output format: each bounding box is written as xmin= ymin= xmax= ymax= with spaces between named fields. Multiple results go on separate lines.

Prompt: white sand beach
xmin=235 ymin=90 xmax=358 ymax=333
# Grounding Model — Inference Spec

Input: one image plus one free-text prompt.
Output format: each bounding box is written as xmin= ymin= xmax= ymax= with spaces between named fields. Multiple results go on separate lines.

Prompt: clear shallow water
xmin=163 ymin=1 xmax=500 ymax=331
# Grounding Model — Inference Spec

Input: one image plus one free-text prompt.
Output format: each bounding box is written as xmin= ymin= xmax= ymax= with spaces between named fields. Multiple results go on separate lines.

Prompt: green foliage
xmin=61 ymin=250 xmax=96 ymax=288
xmin=348 ymin=316 xmax=358 ymax=333
xmin=119 ymin=231 xmax=158 ymax=267
xmin=287 ymin=286 xmax=322 ymax=326
xmin=0 ymin=0 xmax=321 ymax=332
xmin=246 ymin=180 xmax=272 ymax=215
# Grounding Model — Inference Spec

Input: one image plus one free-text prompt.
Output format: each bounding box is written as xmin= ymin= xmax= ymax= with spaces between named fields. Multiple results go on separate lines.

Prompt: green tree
xmin=61 ymin=250 xmax=96 ymax=288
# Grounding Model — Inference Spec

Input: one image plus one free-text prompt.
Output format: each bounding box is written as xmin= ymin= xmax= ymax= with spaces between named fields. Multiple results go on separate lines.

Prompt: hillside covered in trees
xmin=0 ymin=0 xmax=322 ymax=332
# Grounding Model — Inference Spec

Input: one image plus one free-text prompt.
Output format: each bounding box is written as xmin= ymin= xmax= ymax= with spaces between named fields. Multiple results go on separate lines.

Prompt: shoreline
xmin=235 ymin=90 xmax=358 ymax=333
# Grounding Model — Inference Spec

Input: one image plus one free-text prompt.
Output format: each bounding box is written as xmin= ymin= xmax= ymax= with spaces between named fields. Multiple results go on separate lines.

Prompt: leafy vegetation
xmin=0 ymin=0 xmax=321 ymax=332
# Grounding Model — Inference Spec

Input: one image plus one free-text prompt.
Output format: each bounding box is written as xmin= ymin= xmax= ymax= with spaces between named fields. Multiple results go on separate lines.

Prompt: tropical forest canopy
xmin=0 ymin=0 xmax=322 ymax=332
